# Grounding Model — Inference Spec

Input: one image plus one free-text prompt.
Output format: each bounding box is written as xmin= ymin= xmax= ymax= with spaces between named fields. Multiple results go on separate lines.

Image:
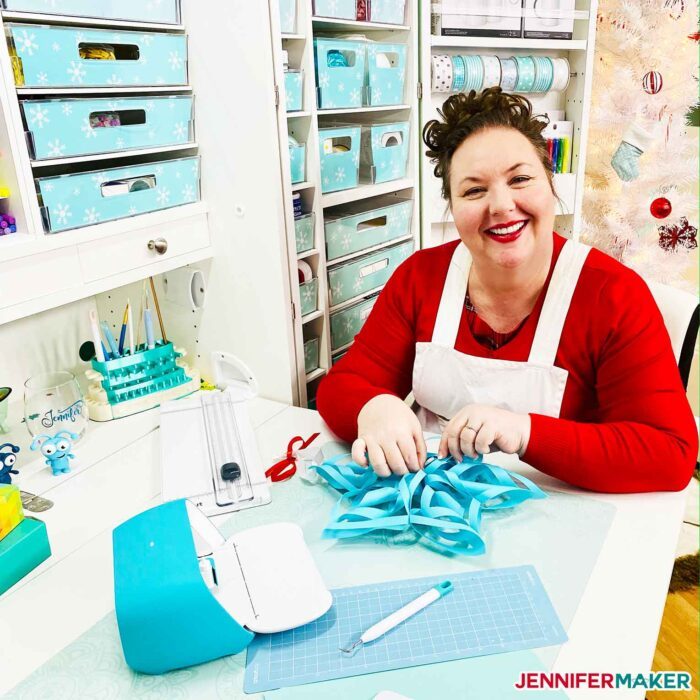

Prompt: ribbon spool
xmin=431 ymin=54 xmax=453 ymax=93
xmin=513 ymin=55 xmax=536 ymax=92
xmin=550 ymin=57 xmax=570 ymax=91
xmin=451 ymin=54 xmax=466 ymax=92
xmin=532 ymin=55 xmax=554 ymax=93
xmin=481 ymin=55 xmax=502 ymax=89
xmin=499 ymin=57 xmax=518 ymax=91
xmin=463 ymin=54 xmax=484 ymax=92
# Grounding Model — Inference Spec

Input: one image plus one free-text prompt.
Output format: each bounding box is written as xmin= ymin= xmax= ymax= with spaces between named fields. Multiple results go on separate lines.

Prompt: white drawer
xmin=0 ymin=246 xmax=81 ymax=309
xmin=78 ymin=214 xmax=210 ymax=283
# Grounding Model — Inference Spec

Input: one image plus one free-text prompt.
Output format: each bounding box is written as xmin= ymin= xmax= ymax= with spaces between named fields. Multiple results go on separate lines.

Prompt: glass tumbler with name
xmin=24 ymin=371 xmax=89 ymax=442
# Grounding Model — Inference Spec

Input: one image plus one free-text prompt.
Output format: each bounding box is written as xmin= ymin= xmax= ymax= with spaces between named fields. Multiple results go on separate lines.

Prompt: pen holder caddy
xmin=85 ymin=341 xmax=200 ymax=421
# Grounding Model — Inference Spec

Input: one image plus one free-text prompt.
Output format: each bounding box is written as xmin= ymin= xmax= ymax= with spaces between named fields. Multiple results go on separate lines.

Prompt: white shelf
xmin=327 ymin=234 xmax=415 ymax=266
xmin=302 ymin=309 xmax=324 ymax=323
xmin=30 ymin=143 xmax=198 ymax=168
xmin=305 ymin=367 xmax=326 ymax=382
xmin=0 ymin=10 xmax=185 ymax=31
xmin=17 ymin=86 xmax=193 ymax=95
xmin=292 ymin=180 xmax=315 ymax=192
xmin=321 ymin=178 xmax=414 ymax=208
xmin=281 ymin=33 xmax=305 ymax=40
xmin=298 ymin=247 xmax=319 ymax=260
xmin=430 ymin=36 xmax=587 ymax=50
xmin=331 ymin=341 xmax=353 ymax=355
xmin=312 ymin=17 xmax=409 ymax=31
xmin=318 ymin=104 xmax=411 ymax=115
xmin=287 ymin=110 xmax=312 ymax=117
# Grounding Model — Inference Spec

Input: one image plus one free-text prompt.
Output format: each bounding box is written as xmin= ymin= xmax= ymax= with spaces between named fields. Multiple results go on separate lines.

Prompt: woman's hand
xmin=351 ymin=394 xmax=427 ymax=477
xmin=438 ymin=404 xmax=531 ymax=461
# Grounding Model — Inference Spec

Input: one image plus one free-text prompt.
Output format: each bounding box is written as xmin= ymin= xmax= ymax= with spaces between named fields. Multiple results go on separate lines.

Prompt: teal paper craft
xmin=312 ymin=453 xmax=546 ymax=555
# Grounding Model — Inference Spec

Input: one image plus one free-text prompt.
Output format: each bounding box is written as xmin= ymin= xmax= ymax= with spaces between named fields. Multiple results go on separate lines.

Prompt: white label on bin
xmin=359 ymin=258 xmax=389 ymax=278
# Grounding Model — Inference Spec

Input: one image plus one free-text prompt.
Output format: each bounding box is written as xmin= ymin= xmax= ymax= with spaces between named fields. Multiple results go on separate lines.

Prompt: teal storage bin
xmin=304 ymin=337 xmax=320 ymax=374
xmin=1 ymin=0 xmax=180 ymax=23
xmin=360 ymin=121 xmax=410 ymax=184
xmin=295 ymin=212 xmax=315 ymax=254
xmin=313 ymin=0 xmax=356 ymax=19
xmin=285 ymin=70 xmax=304 ymax=112
xmin=328 ymin=239 xmax=413 ymax=307
xmin=36 ymin=155 xmax=200 ymax=233
xmin=365 ymin=42 xmax=407 ymax=106
xmin=8 ymin=24 xmax=188 ymax=88
xmin=325 ymin=196 xmax=412 ymax=261
xmin=0 ymin=517 xmax=51 ymax=596
xmin=278 ymin=0 xmax=297 ymax=32
xmin=330 ymin=293 xmax=379 ymax=350
xmin=319 ymin=125 xmax=361 ymax=193
xmin=21 ymin=95 xmax=194 ymax=161
xmin=314 ymin=38 xmax=365 ymax=109
xmin=332 ymin=350 xmax=348 ymax=364
xmin=299 ymin=278 xmax=318 ymax=316
xmin=289 ymin=141 xmax=306 ymax=183
xmin=369 ymin=0 xmax=406 ymax=23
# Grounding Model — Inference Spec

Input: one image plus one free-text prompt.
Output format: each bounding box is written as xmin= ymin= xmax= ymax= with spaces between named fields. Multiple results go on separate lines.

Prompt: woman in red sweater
xmin=317 ymin=88 xmax=697 ymax=493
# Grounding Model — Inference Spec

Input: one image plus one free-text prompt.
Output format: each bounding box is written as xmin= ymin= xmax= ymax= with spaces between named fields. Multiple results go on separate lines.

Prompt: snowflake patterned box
xmin=324 ymin=195 xmax=412 ymax=261
xmin=314 ymin=38 xmax=366 ymax=109
xmin=295 ymin=212 xmax=315 ymax=254
xmin=284 ymin=70 xmax=304 ymax=112
xmin=299 ymin=278 xmax=318 ymax=317
xmin=21 ymin=95 xmax=194 ymax=161
xmin=35 ymin=155 xmax=200 ymax=233
xmin=318 ymin=125 xmax=361 ymax=193
xmin=304 ymin=337 xmax=320 ymax=374
xmin=365 ymin=41 xmax=407 ymax=106
xmin=368 ymin=0 xmax=407 ymax=24
xmin=330 ymin=292 xmax=379 ymax=350
xmin=278 ymin=0 xmax=297 ymax=33
xmin=313 ymin=0 xmax=357 ymax=20
xmin=328 ymin=238 xmax=413 ymax=307
xmin=289 ymin=141 xmax=306 ymax=183
xmin=6 ymin=23 xmax=188 ymax=88
xmin=360 ymin=120 xmax=410 ymax=184
xmin=1 ymin=0 xmax=181 ymax=24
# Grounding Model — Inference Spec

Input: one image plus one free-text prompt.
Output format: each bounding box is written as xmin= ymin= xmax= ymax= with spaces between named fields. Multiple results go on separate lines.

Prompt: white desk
xmin=0 ymin=400 xmax=688 ymax=699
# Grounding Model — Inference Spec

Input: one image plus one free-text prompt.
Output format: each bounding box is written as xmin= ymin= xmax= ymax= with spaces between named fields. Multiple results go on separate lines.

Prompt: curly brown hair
xmin=423 ymin=87 xmax=554 ymax=201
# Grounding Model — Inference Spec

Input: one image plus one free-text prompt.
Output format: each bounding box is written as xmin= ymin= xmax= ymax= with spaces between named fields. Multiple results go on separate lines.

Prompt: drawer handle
xmin=148 ymin=238 xmax=168 ymax=255
xmin=357 ymin=215 xmax=387 ymax=232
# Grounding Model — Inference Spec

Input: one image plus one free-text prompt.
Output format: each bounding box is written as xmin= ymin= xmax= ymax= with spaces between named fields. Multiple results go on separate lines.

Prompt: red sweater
xmin=317 ymin=233 xmax=698 ymax=493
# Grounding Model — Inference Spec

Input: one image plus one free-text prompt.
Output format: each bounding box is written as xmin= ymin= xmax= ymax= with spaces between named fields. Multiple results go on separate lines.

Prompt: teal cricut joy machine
xmin=113 ymin=499 xmax=332 ymax=674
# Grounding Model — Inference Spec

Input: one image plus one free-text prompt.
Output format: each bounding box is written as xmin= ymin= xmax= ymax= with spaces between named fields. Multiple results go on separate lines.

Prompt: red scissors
xmin=265 ymin=432 xmax=320 ymax=482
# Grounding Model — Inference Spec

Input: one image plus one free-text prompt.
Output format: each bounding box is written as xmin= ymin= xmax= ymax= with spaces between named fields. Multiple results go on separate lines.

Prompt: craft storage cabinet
xmin=270 ymin=0 xmax=419 ymax=406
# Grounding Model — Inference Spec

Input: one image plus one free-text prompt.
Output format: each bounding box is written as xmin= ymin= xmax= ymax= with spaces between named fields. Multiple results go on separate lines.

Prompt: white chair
xmin=647 ymin=281 xmax=700 ymax=389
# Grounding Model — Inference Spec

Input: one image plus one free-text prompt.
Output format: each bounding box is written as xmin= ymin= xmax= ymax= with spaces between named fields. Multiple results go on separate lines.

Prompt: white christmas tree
xmin=582 ymin=0 xmax=698 ymax=288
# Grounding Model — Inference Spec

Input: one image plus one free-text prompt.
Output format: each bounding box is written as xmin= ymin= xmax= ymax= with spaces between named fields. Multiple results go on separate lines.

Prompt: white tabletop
xmin=0 ymin=399 xmax=687 ymax=699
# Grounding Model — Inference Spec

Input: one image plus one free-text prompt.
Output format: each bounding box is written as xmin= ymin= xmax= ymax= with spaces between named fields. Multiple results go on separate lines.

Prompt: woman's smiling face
xmin=449 ymin=126 xmax=555 ymax=271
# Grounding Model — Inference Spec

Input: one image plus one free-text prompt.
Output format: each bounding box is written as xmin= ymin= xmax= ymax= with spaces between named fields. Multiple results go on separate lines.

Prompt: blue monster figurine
xmin=30 ymin=431 xmax=78 ymax=476
xmin=0 ymin=442 xmax=20 ymax=484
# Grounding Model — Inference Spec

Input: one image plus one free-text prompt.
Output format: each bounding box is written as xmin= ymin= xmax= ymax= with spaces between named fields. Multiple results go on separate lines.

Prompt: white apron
xmin=413 ymin=240 xmax=591 ymax=434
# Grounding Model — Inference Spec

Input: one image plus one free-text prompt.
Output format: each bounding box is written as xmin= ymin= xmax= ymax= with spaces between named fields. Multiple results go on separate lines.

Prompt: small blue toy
xmin=30 ymin=431 xmax=78 ymax=476
xmin=0 ymin=442 xmax=20 ymax=484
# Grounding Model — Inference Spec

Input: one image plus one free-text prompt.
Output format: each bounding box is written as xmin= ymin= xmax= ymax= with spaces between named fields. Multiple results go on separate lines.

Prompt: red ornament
xmin=642 ymin=71 xmax=663 ymax=94
xmin=650 ymin=197 xmax=672 ymax=219
xmin=658 ymin=217 xmax=697 ymax=252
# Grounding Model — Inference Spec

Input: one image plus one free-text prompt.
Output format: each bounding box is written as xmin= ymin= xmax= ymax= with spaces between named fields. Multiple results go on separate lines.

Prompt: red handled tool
xmin=265 ymin=432 xmax=320 ymax=482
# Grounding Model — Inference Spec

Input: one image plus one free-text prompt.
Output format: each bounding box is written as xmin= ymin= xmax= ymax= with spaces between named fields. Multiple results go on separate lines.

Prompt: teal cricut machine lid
xmin=113 ymin=499 xmax=331 ymax=674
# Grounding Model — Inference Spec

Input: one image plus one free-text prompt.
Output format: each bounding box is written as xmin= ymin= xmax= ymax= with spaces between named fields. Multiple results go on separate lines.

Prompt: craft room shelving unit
xmin=0 ymin=9 xmax=212 ymax=326
xmin=270 ymin=0 xmax=420 ymax=408
xmin=420 ymin=1 xmax=599 ymax=247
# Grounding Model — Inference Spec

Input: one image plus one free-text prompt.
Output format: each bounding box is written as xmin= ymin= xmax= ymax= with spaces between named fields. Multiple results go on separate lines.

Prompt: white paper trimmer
xmin=160 ymin=352 xmax=271 ymax=516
